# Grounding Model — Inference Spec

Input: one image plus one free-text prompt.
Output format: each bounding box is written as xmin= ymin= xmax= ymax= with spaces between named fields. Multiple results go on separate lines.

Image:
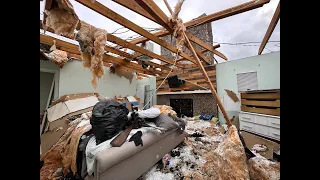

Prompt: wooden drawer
xmin=254 ymin=124 xmax=269 ymax=136
xmin=268 ymin=127 xmax=280 ymax=140
xmin=239 ymin=113 xmax=254 ymax=123
xmin=267 ymin=117 xmax=280 ymax=128
xmin=240 ymin=121 xmax=255 ymax=132
xmin=254 ymin=115 xmax=267 ymax=126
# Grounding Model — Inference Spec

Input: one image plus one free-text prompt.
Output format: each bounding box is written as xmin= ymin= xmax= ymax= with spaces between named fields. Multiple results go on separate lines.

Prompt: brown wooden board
xmin=241 ymin=92 xmax=280 ymax=100
xmin=241 ymin=99 xmax=280 ymax=108
xmin=241 ymin=105 xmax=280 ymax=116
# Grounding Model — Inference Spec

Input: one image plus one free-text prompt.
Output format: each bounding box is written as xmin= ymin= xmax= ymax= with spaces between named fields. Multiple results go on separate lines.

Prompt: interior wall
xmin=136 ymin=76 xmax=157 ymax=108
xmin=216 ymin=51 xmax=280 ymax=124
xmin=58 ymin=60 xmax=138 ymax=98
xmin=40 ymin=72 xmax=54 ymax=113
xmin=40 ymin=60 xmax=60 ymax=100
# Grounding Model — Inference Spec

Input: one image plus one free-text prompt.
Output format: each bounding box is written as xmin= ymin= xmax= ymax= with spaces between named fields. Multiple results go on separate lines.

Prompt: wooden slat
xmin=177 ymin=49 xmax=208 ymax=62
xmin=241 ymin=99 xmax=280 ymax=108
xmin=111 ymin=0 xmax=157 ymax=22
xmin=185 ymin=31 xmax=227 ymax=60
xmin=258 ymin=1 xmax=280 ymax=55
xmin=134 ymin=0 xmax=172 ymax=31
xmin=129 ymin=0 xmax=270 ymax=45
xmin=241 ymin=106 xmax=280 ymax=116
xmin=241 ymin=92 xmax=280 ymax=100
xmin=104 ymin=54 xmax=160 ymax=75
xmin=40 ymin=34 xmax=161 ymax=75
xmin=107 ymin=34 xmax=180 ymax=67
xmin=105 ymin=45 xmax=136 ymax=60
xmin=75 ymin=0 xmax=198 ymax=64
xmin=40 ymin=34 xmax=80 ymax=53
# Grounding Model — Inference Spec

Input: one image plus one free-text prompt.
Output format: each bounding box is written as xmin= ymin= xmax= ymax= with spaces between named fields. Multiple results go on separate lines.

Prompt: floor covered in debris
xmin=139 ymin=119 xmax=280 ymax=180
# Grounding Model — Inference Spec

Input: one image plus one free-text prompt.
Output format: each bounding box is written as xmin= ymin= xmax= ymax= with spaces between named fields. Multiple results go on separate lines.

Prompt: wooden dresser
xmin=239 ymin=90 xmax=280 ymax=141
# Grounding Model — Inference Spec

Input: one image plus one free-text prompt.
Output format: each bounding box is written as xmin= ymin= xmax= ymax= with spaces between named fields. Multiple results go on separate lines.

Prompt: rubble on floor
xmin=248 ymin=156 xmax=280 ymax=180
xmin=140 ymin=119 xmax=280 ymax=180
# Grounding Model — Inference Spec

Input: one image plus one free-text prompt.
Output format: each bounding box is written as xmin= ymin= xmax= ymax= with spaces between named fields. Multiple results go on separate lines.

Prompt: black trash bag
xmin=90 ymin=100 xmax=129 ymax=145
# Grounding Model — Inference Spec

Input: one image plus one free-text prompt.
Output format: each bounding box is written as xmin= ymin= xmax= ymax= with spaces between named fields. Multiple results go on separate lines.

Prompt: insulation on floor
xmin=40 ymin=117 xmax=92 ymax=180
xmin=247 ymin=156 xmax=280 ymax=180
xmin=44 ymin=0 xmax=79 ymax=39
xmin=75 ymin=21 xmax=108 ymax=88
xmin=203 ymin=125 xmax=250 ymax=180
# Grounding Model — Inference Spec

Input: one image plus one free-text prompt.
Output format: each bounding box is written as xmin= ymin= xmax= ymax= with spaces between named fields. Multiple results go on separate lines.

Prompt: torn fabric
xmin=44 ymin=0 xmax=79 ymax=39
xmin=75 ymin=21 xmax=108 ymax=88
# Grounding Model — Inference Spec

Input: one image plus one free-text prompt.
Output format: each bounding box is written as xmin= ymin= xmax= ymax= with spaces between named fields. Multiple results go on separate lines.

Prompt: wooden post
xmin=161 ymin=0 xmax=232 ymax=126
xmin=183 ymin=31 xmax=232 ymax=126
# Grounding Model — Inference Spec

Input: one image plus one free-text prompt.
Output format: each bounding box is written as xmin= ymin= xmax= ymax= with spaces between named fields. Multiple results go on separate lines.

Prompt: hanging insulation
xmin=75 ymin=21 xmax=108 ymax=88
xmin=167 ymin=0 xmax=186 ymax=53
xmin=44 ymin=0 xmax=79 ymax=39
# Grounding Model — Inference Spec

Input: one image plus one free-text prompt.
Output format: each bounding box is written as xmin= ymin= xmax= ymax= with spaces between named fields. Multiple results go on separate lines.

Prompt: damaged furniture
xmin=86 ymin=129 xmax=185 ymax=180
xmin=239 ymin=90 xmax=280 ymax=141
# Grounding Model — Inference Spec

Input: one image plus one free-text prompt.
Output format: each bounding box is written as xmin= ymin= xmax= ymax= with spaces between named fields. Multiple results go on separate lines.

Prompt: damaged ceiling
xmin=40 ymin=0 xmax=273 ymax=90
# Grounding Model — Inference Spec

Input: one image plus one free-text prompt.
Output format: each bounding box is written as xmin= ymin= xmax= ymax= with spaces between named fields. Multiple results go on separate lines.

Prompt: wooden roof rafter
xmin=40 ymin=0 xmax=271 ymax=77
xmin=113 ymin=0 xmax=226 ymax=62
xmin=258 ymin=1 xmax=280 ymax=55
xmin=74 ymin=0 xmax=199 ymax=65
xmin=128 ymin=0 xmax=270 ymax=44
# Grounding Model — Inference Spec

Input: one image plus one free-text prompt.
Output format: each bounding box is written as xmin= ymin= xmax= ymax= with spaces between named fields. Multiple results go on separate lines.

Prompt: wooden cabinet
xmin=239 ymin=112 xmax=280 ymax=141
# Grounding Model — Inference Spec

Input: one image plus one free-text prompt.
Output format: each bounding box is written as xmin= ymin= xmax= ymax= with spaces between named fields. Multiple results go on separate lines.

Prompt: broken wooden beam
xmin=258 ymin=1 xmax=280 ymax=55
xmin=129 ymin=0 xmax=270 ymax=45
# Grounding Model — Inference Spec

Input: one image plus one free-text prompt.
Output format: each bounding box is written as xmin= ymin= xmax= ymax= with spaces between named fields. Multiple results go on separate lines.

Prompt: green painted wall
xmin=40 ymin=72 xmax=54 ymax=113
xmin=58 ymin=60 xmax=138 ymax=98
xmin=216 ymin=51 xmax=280 ymax=124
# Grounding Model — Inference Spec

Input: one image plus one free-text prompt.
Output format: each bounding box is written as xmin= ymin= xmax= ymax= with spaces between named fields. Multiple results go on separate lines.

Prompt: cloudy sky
xmin=40 ymin=0 xmax=280 ymax=62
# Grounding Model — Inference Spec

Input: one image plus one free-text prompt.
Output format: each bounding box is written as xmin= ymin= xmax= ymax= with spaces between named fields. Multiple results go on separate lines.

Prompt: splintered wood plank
xmin=258 ymin=1 xmax=280 ymax=55
xmin=241 ymin=99 xmax=280 ymax=108
xmin=185 ymin=31 xmax=227 ymax=60
xmin=241 ymin=106 xmax=280 ymax=116
xmin=75 ymin=0 xmax=198 ymax=64
xmin=241 ymin=92 xmax=280 ymax=100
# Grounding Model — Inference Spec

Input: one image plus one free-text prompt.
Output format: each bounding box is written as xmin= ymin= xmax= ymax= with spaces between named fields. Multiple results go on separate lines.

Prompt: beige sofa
xmin=86 ymin=129 xmax=185 ymax=180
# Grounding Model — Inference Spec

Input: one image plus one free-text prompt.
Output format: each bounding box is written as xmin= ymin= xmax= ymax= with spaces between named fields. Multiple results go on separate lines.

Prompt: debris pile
xmin=248 ymin=156 xmax=280 ymax=180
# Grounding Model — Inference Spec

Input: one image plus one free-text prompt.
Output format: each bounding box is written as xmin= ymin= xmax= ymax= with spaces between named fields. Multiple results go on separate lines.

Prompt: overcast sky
xmin=40 ymin=0 xmax=280 ymax=62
